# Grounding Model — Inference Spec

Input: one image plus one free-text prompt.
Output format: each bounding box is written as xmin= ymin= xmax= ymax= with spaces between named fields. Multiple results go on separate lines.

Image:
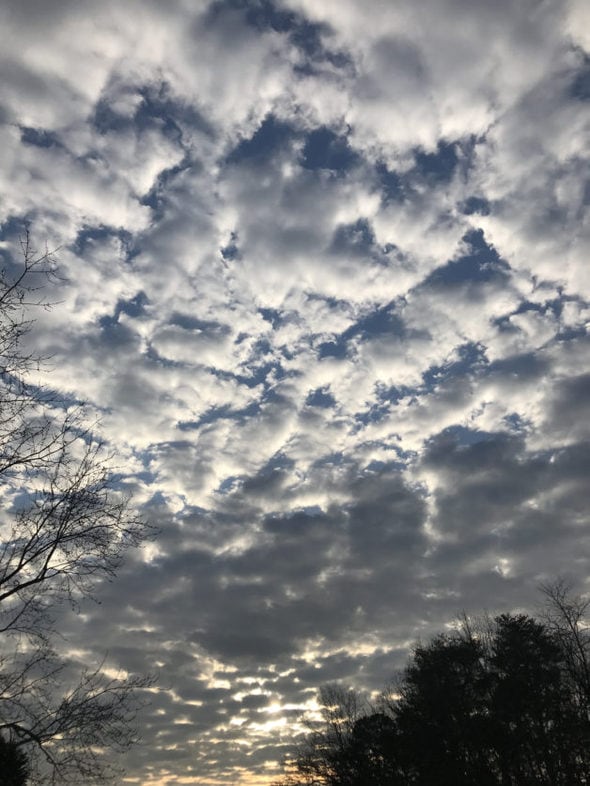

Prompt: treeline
xmin=274 ymin=583 xmax=590 ymax=786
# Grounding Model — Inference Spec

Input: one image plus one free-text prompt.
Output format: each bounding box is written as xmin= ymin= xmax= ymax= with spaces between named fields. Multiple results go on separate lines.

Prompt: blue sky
xmin=1 ymin=0 xmax=589 ymax=783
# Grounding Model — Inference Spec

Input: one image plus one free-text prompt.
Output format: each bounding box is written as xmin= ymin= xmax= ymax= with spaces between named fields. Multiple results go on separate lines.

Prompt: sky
xmin=0 ymin=0 xmax=589 ymax=783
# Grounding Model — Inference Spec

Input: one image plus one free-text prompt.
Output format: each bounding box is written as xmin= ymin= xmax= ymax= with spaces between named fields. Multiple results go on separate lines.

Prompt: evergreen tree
xmin=0 ymin=736 xmax=29 ymax=786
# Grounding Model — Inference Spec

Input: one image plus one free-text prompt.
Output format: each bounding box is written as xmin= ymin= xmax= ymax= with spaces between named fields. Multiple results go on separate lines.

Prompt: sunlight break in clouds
xmin=0 ymin=0 xmax=589 ymax=782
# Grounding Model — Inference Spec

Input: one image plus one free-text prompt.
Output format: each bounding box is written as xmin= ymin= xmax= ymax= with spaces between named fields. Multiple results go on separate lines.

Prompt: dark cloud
xmin=550 ymin=372 xmax=590 ymax=435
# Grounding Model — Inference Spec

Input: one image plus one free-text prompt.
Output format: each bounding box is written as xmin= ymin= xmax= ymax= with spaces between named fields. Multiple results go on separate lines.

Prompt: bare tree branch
xmin=0 ymin=230 xmax=153 ymax=783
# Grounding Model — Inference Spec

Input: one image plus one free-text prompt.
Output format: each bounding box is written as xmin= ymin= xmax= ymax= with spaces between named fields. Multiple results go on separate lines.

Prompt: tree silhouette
xmin=274 ymin=591 xmax=590 ymax=786
xmin=541 ymin=579 xmax=590 ymax=720
xmin=0 ymin=232 xmax=152 ymax=784
xmin=0 ymin=734 xmax=29 ymax=786
xmin=395 ymin=631 xmax=495 ymax=785
xmin=338 ymin=713 xmax=401 ymax=786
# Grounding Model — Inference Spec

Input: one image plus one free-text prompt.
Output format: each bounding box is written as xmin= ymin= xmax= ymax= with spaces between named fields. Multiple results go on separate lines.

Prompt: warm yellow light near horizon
xmin=123 ymin=771 xmax=279 ymax=786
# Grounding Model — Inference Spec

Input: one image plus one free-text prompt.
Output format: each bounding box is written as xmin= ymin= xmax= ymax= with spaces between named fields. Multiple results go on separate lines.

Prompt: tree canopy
xmin=274 ymin=586 xmax=590 ymax=786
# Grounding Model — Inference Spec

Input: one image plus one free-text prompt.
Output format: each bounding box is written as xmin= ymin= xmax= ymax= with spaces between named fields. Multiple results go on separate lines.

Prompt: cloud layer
xmin=1 ymin=0 xmax=589 ymax=783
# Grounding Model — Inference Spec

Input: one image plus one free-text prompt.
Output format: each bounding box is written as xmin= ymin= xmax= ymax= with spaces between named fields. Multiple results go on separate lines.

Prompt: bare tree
xmin=273 ymin=685 xmax=366 ymax=786
xmin=0 ymin=231 xmax=152 ymax=784
xmin=540 ymin=578 xmax=590 ymax=718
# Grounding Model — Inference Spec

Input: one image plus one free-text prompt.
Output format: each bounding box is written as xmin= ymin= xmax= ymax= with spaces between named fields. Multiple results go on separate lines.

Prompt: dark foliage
xmin=275 ymin=587 xmax=590 ymax=786
xmin=0 ymin=735 xmax=29 ymax=785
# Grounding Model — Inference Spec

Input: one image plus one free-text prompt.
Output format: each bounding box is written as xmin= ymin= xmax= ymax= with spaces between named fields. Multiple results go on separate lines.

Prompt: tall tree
xmin=275 ymin=593 xmax=590 ymax=786
xmin=335 ymin=712 xmax=402 ymax=786
xmin=0 ymin=232 xmax=151 ymax=784
xmin=489 ymin=614 xmax=563 ymax=783
xmin=540 ymin=579 xmax=590 ymax=719
xmin=0 ymin=734 xmax=29 ymax=786
xmin=395 ymin=630 xmax=497 ymax=785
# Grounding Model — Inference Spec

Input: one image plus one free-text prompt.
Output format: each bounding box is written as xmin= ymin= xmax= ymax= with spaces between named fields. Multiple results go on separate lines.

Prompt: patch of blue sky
xmin=423 ymin=229 xmax=509 ymax=289
xmin=570 ymin=54 xmax=590 ymax=101
xmin=352 ymin=346 xmax=490 ymax=430
xmin=353 ymin=383 xmax=418 ymax=430
xmin=20 ymin=126 xmax=63 ymax=150
xmin=263 ymin=506 xmax=329 ymax=533
xmin=0 ymin=217 xmax=46 ymax=277
xmin=225 ymin=114 xmax=361 ymax=178
xmin=12 ymin=380 xmax=86 ymax=412
xmin=376 ymin=163 xmax=404 ymax=204
xmin=318 ymin=300 xmax=407 ymax=361
xmin=220 ymin=231 xmax=241 ymax=262
xmin=97 ymin=319 xmax=141 ymax=352
xmin=364 ymin=457 xmax=408 ymax=474
xmin=413 ymin=140 xmax=459 ymax=185
xmin=261 ymin=383 xmax=295 ymax=406
xmin=510 ymin=298 xmax=557 ymax=318
xmin=131 ymin=469 xmax=158 ymax=488
xmin=236 ymin=0 xmax=325 ymax=52
xmin=502 ymin=413 xmax=530 ymax=435
xmin=136 ymin=84 xmax=212 ymax=139
xmin=246 ymin=335 xmax=273 ymax=359
xmin=217 ymin=475 xmax=242 ymax=495
xmin=377 ymin=137 xmax=478 ymax=206
xmin=305 ymin=291 xmax=352 ymax=311
xmin=99 ymin=291 xmax=149 ymax=330
xmin=296 ymin=504 xmax=324 ymax=517
xmin=434 ymin=424 xmax=497 ymax=449
xmin=93 ymin=80 xmax=211 ymax=142
xmin=258 ymin=307 xmax=286 ymax=330
xmin=300 ymin=126 xmax=359 ymax=172
xmin=178 ymin=400 xmax=262 ymax=431
xmin=347 ymin=304 xmax=406 ymax=339
xmin=139 ymin=158 xmax=192 ymax=212
xmin=556 ymin=320 xmax=589 ymax=341
xmin=211 ymin=355 xmax=288 ymax=391
xmin=144 ymin=489 xmax=168 ymax=508
xmin=375 ymin=382 xmax=417 ymax=404
xmin=317 ymin=302 xmax=406 ymax=360
xmin=330 ymin=218 xmax=375 ymax=257
xmin=71 ymin=224 xmax=138 ymax=261
xmin=421 ymin=342 xmax=488 ymax=392
xmin=491 ymin=300 xmax=559 ymax=342
xmin=317 ymin=339 xmax=349 ymax=360
xmin=538 ymin=293 xmax=588 ymax=323
xmin=215 ymin=0 xmax=297 ymax=32
xmin=460 ymin=196 xmax=491 ymax=216
xmin=0 ymin=215 xmax=34 ymax=243
xmin=241 ymin=451 xmax=296 ymax=494
xmin=226 ymin=114 xmax=295 ymax=165
xmin=115 ymin=292 xmax=149 ymax=319
xmin=168 ymin=312 xmax=231 ymax=338
xmin=305 ymin=386 xmax=336 ymax=409
xmin=144 ymin=344 xmax=188 ymax=369
xmin=208 ymin=0 xmax=349 ymax=72
xmin=310 ymin=451 xmax=348 ymax=469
